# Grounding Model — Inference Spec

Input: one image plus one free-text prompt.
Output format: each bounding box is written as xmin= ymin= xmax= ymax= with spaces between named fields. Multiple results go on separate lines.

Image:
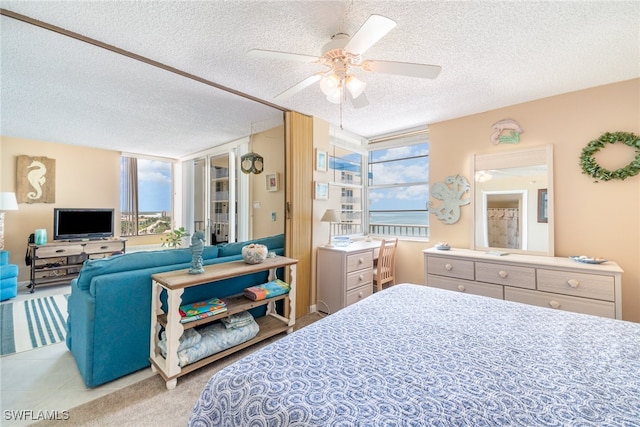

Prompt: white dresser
xmin=423 ymin=248 xmax=623 ymax=319
xmin=317 ymin=241 xmax=380 ymax=314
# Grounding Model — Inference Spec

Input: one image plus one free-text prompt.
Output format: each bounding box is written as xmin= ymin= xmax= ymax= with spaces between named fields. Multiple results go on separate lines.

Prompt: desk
xmin=317 ymin=240 xmax=381 ymax=314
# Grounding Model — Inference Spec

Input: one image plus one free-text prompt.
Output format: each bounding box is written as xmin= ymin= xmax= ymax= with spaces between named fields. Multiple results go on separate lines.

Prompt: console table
xmin=27 ymin=239 xmax=126 ymax=293
xmin=424 ymin=248 xmax=623 ymax=319
xmin=317 ymin=240 xmax=380 ymax=314
xmin=149 ymin=256 xmax=297 ymax=390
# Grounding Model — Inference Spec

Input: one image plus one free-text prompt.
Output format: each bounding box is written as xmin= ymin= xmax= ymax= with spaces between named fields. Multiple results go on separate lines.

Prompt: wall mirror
xmin=2 ymin=11 xmax=286 ymax=245
xmin=472 ymin=145 xmax=554 ymax=256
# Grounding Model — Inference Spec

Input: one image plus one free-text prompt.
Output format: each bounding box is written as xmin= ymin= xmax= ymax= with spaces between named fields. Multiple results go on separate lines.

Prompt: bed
xmin=189 ymin=283 xmax=640 ymax=426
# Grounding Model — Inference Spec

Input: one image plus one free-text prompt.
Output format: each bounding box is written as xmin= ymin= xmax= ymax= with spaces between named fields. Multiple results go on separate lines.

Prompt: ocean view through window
xmin=368 ymin=138 xmax=429 ymax=238
xmin=120 ymin=156 xmax=173 ymax=236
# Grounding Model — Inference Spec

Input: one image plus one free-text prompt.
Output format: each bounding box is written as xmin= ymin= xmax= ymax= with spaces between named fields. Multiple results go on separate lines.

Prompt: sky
xmin=121 ymin=158 xmax=172 ymax=213
xmin=368 ymin=143 xmax=429 ymax=212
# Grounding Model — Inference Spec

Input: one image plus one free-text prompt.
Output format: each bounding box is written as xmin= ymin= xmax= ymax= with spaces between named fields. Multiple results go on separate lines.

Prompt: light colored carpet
xmin=35 ymin=312 xmax=324 ymax=427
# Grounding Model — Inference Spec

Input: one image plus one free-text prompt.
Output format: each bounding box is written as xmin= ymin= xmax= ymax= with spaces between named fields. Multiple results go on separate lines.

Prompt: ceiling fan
xmin=247 ymin=14 xmax=441 ymax=108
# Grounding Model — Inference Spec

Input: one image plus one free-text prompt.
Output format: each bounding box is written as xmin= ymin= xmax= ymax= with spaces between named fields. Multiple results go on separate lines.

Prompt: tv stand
xmin=27 ymin=239 xmax=126 ymax=293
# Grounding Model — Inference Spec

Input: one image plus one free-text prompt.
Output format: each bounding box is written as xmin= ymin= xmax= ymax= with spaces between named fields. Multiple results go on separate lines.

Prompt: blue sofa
xmin=66 ymin=234 xmax=284 ymax=388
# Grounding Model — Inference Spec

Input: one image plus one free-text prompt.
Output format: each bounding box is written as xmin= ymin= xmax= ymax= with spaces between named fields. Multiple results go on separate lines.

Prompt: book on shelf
xmin=179 ymin=297 xmax=227 ymax=323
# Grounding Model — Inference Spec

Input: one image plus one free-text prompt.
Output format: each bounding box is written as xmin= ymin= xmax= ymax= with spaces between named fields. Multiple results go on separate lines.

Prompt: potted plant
xmin=161 ymin=227 xmax=190 ymax=248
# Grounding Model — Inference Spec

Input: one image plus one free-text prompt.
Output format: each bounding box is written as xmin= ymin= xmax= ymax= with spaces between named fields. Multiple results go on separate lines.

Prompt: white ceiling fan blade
xmin=349 ymin=91 xmax=369 ymax=109
xmin=247 ymin=49 xmax=321 ymax=63
xmin=343 ymin=15 xmax=397 ymax=56
xmin=274 ymin=74 xmax=322 ymax=101
xmin=362 ymin=60 xmax=442 ymax=79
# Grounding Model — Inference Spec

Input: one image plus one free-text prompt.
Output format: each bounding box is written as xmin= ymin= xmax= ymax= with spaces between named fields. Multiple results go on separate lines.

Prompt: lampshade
xmin=0 ymin=192 xmax=18 ymax=211
xmin=320 ymin=74 xmax=340 ymax=96
xmin=326 ymin=87 xmax=343 ymax=104
xmin=345 ymin=75 xmax=366 ymax=99
xmin=321 ymin=209 xmax=341 ymax=223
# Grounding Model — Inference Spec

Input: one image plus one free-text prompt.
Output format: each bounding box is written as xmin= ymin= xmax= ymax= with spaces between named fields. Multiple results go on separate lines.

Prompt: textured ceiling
xmin=1 ymin=1 xmax=639 ymax=158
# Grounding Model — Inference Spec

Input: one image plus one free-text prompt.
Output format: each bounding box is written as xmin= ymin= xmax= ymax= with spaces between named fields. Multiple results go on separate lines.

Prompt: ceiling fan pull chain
xmin=340 ymin=89 xmax=344 ymax=130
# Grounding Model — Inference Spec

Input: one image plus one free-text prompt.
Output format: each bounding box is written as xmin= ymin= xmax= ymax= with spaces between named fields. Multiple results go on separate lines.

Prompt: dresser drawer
xmin=346 ymin=270 xmax=373 ymax=291
xmin=537 ymin=269 xmax=615 ymax=301
xmin=346 ymin=284 xmax=373 ymax=307
xmin=426 ymin=256 xmax=474 ymax=280
xmin=427 ymin=275 xmax=504 ymax=299
xmin=346 ymin=252 xmax=373 ymax=273
xmin=476 ymin=262 xmax=535 ymax=290
xmin=505 ymin=287 xmax=615 ymax=318
xmin=84 ymin=241 xmax=126 ymax=255
xmin=34 ymin=244 xmax=84 ymax=258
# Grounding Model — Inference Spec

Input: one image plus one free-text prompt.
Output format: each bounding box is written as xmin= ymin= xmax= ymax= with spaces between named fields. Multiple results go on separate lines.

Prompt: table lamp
xmin=320 ymin=209 xmax=341 ymax=247
xmin=0 ymin=192 xmax=19 ymax=250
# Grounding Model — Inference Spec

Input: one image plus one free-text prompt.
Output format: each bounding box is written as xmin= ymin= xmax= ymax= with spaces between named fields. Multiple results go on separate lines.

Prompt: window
xmin=120 ymin=156 xmax=173 ymax=236
xmin=367 ymin=133 xmax=429 ymax=238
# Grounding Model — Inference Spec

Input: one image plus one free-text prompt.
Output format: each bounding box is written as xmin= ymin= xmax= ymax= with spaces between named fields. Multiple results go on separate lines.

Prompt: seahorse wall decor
xmin=16 ymin=155 xmax=56 ymax=203
xmin=490 ymin=119 xmax=523 ymax=145
xmin=428 ymin=175 xmax=470 ymax=224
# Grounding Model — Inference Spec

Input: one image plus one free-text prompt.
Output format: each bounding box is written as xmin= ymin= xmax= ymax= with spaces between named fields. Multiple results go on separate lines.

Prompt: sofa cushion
xmin=0 ymin=250 xmax=9 ymax=266
xmin=217 ymin=234 xmax=285 ymax=257
xmin=76 ymin=245 xmax=219 ymax=292
xmin=0 ymin=263 xmax=18 ymax=280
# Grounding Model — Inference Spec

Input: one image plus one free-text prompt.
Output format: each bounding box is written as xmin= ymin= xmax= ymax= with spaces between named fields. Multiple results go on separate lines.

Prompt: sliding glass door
xmin=188 ymin=151 xmax=243 ymax=245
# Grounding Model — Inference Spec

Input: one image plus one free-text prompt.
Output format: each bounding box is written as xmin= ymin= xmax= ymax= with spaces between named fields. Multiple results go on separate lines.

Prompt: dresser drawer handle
xmin=358 ymin=291 xmax=363 ymax=298
xmin=549 ymin=300 xmax=561 ymax=309
xmin=445 ymin=263 xmax=453 ymax=271
xmin=358 ymin=258 xmax=364 ymax=264
xmin=358 ymin=274 xmax=364 ymax=281
xmin=100 ymin=246 xmax=109 ymax=250
xmin=457 ymin=285 xmax=466 ymax=292
xmin=498 ymin=270 xmax=508 ymax=278
xmin=567 ymin=279 xmax=580 ymax=288
xmin=55 ymin=249 xmax=65 ymax=253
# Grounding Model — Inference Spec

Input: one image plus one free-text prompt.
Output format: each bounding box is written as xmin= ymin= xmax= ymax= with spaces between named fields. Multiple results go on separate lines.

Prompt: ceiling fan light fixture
xmin=326 ymin=87 xmax=343 ymax=104
xmin=320 ymin=74 xmax=341 ymax=96
xmin=345 ymin=75 xmax=366 ymax=99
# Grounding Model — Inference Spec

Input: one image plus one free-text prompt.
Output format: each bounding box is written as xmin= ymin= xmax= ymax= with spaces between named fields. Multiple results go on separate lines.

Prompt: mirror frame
xmin=471 ymin=145 xmax=554 ymax=256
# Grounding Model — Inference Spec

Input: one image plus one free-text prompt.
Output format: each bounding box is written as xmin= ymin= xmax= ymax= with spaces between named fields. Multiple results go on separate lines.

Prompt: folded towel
xmin=221 ymin=311 xmax=254 ymax=329
xmin=179 ymin=298 xmax=227 ymax=317
xmin=244 ymin=279 xmax=290 ymax=301
xmin=158 ymin=328 xmax=202 ymax=353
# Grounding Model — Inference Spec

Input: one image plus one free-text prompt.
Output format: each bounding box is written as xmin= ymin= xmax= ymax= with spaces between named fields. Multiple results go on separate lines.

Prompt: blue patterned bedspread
xmin=189 ymin=284 xmax=640 ymax=426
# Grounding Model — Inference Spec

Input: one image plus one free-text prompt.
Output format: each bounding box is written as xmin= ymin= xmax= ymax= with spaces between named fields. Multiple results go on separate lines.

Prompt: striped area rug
xmin=0 ymin=294 xmax=69 ymax=356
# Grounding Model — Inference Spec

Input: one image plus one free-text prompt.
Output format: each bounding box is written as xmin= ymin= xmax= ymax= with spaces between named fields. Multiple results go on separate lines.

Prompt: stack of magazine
xmin=179 ymin=298 xmax=227 ymax=323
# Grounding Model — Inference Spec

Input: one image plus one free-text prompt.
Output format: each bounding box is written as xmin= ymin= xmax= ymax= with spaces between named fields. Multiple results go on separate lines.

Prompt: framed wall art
xmin=314 ymin=181 xmax=329 ymax=200
xmin=315 ymin=149 xmax=328 ymax=172
xmin=537 ymin=188 xmax=548 ymax=223
xmin=266 ymin=172 xmax=279 ymax=192
xmin=16 ymin=155 xmax=56 ymax=203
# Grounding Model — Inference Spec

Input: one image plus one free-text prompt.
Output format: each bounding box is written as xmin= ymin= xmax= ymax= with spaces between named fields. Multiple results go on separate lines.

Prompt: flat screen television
xmin=53 ymin=208 xmax=115 ymax=241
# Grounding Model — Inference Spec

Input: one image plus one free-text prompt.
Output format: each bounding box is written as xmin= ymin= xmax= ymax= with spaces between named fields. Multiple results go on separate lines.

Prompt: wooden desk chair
xmin=373 ymin=238 xmax=398 ymax=292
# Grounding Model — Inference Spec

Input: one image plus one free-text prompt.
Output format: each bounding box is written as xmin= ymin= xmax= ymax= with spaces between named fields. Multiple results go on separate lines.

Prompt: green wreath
xmin=580 ymin=131 xmax=640 ymax=182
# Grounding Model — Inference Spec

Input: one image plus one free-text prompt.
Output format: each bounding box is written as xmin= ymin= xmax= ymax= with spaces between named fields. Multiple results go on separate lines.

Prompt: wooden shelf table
xmin=149 ymin=256 xmax=297 ymax=390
